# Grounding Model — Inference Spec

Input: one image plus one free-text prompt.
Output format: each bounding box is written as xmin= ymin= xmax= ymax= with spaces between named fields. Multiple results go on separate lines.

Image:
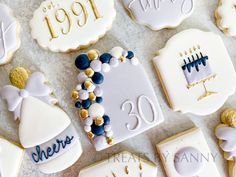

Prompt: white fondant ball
xmin=131 ymin=57 xmax=139 ymax=65
xmin=94 ymin=86 xmax=103 ymax=97
xmin=89 ymin=103 xmax=105 ymax=118
xmin=110 ymin=57 xmax=119 ymax=67
xmin=90 ymin=60 xmax=102 ymax=72
xmin=84 ymin=125 xmax=91 ymax=132
xmin=79 ymin=90 xmax=89 ymax=100
xmin=122 ymin=50 xmax=128 ymax=57
xmin=110 ymin=46 xmax=123 ymax=58
xmin=84 ymin=117 xmax=93 ymax=126
xmin=106 ymin=131 xmax=113 ymax=137
xmin=76 ymin=84 xmax=82 ymax=91
xmin=87 ymin=84 xmax=96 ymax=92
xmin=77 ymin=72 xmax=88 ymax=83
xmin=93 ymin=136 xmax=107 ymax=151
xmin=104 ymin=125 xmax=112 ymax=132
xmin=102 ymin=63 xmax=111 ymax=73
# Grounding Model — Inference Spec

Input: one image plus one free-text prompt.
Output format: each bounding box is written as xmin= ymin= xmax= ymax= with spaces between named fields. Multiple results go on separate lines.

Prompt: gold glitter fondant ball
xmin=9 ymin=67 xmax=30 ymax=89
xmin=87 ymin=132 xmax=95 ymax=140
xmin=85 ymin=68 xmax=95 ymax=77
xmin=89 ymin=92 xmax=96 ymax=101
xmin=221 ymin=109 xmax=236 ymax=128
xmin=95 ymin=117 xmax=104 ymax=126
xmin=107 ymin=137 xmax=113 ymax=145
xmin=80 ymin=109 xmax=89 ymax=119
xmin=88 ymin=50 xmax=99 ymax=60
xmin=71 ymin=90 xmax=79 ymax=100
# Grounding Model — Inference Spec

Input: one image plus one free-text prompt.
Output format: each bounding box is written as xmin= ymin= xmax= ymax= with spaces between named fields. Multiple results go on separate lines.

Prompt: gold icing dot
xmin=84 ymin=80 xmax=93 ymax=89
xmin=120 ymin=56 xmax=126 ymax=63
xmin=88 ymin=50 xmax=99 ymax=60
xmin=71 ymin=90 xmax=79 ymax=100
xmin=87 ymin=132 xmax=95 ymax=140
xmin=107 ymin=137 xmax=113 ymax=145
xmin=85 ymin=68 xmax=94 ymax=77
xmin=9 ymin=67 xmax=30 ymax=89
xmin=89 ymin=92 xmax=96 ymax=101
xmin=80 ymin=109 xmax=89 ymax=119
xmin=95 ymin=117 xmax=104 ymax=126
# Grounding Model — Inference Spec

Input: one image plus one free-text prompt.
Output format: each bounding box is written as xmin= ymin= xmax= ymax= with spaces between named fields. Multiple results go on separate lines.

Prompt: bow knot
xmin=0 ymin=72 xmax=57 ymax=120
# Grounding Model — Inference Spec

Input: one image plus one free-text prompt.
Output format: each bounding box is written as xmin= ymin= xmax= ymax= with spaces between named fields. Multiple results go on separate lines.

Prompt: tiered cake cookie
xmin=215 ymin=0 xmax=236 ymax=37
xmin=78 ymin=151 xmax=157 ymax=177
xmin=30 ymin=0 xmax=116 ymax=52
xmin=153 ymin=29 xmax=236 ymax=115
xmin=0 ymin=3 xmax=21 ymax=65
xmin=157 ymin=128 xmax=221 ymax=177
xmin=0 ymin=136 xmax=24 ymax=177
xmin=72 ymin=47 xmax=164 ymax=151
xmin=0 ymin=67 xmax=83 ymax=174
xmin=215 ymin=109 xmax=236 ymax=177
xmin=122 ymin=0 xmax=194 ymax=30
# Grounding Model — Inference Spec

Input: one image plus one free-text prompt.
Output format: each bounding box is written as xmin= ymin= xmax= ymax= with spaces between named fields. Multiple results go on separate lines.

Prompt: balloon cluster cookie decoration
xmin=0 ymin=67 xmax=83 ymax=174
xmin=122 ymin=0 xmax=194 ymax=30
xmin=215 ymin=109 xmax=236 ymax=177
xmin=72 ymin=47 xmax=164 ymax=151
xmin=30 ymin=0 xmax=116 ymax=52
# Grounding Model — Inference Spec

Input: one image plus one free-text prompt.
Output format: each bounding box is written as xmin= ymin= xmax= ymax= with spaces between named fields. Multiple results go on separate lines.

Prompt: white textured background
xmin=0 ymin=0 xmax=234 ymax=176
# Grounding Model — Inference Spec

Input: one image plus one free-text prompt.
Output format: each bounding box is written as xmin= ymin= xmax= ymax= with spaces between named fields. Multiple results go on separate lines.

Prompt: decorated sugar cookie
xmin=30 ymin=0 xmax=116 ymax=52
xmin=0 ymin=67 xmax=83 ymax=174
xmin=215 ymin=109 xmax=236 ymax=177
xmin=122 ymin=0 xmax=194 ymax=30
xmin=0 ymin=3 xmax=21 ymax=65
xmin=153 ymin=29 xmax=236 ymax=116
xmin=0 ymin=136 xmax=24 ymax=177
xmin=72 ymin=47 xmax=164 ymax=151
xmin=215 ymin=0 xmax=236 ymax=37
xmin=157 ymin=128 xmax=221 ymax=177
xmin=78 ymin=151 xmax=157 ymax=177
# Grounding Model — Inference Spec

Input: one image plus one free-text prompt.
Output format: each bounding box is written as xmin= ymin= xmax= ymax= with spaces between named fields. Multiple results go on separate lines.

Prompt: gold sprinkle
xmin=85 ymin=68 xmax=94 ymax=77
xmin=125 ymin=166 xmax=129 ymax=174
xmin=9 ymin=67 xmax=30 ymax=89
xmin=84 ymin=80 xmax=93 ymax=89
xmin=89 ymin=92 xmax=96 ymax=101
xmin=87 ymin=132 xmax=95 ymax=140
xmin=112 ymin=172 xmax=117 ymax=177
xmin=139 ymin=163 xmax=143 ymax=171
xmin=79 ymin=109 xmax=89 ymax=119
xmin=193 ymin=46 xmax=196 ymax=51
xmin=179 ymin=53 xmax=183 ymax=57
xmin=107 ymin=137 xmax=113 ymax=145
xmin=197 ymin=45 xmax=200 ymax=49
xmin=120 ymin=56 xmax=126 ymax=63
xmin=95 ymin=117 xmax=104 ymax=126
xmin=184 ymin=51 xmax=187 ymax=55
xmin=189 ymin=48 xmax=192 ymax=53
xmin=71 ymin=90 xmax=80 ymax=100
xmin=88 ymin=50 xmax=99 ymax=60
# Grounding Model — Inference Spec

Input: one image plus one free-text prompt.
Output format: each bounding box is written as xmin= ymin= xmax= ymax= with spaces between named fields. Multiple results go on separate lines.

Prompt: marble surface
xmin=0 ymin=0 xmax=234 ymax=176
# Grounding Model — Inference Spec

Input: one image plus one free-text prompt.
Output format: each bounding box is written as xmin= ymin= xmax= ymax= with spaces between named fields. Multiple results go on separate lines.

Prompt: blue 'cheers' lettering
xmin=32 ymin=135 xmax=74 ymax=163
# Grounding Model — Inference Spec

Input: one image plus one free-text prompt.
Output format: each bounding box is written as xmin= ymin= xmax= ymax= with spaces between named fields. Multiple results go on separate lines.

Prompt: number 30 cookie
xmin=30 ymin=0 xmax=116 ymax=52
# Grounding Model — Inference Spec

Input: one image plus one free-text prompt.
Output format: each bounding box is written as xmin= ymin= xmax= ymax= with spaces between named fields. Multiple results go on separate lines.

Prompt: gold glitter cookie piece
xmin=221 ymin=109 xmax=236 ymax=128
xmin=9 ymin=67 xmax=30 ymax=89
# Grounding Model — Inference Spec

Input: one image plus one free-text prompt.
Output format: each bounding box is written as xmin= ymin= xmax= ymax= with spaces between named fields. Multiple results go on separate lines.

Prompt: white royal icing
xmin=0 ymin=137 xmax=24 ymax=177
xmin=122 ymin=0 xmax=194 ymax=30
xmin=215 ymin=0 xmax=236 ymax=37
xmin=157 ymin=128 xmax=221 ymax=177
xmin=153 ymin=29 xmax=236 ymax=115
xmin=30 ymin=0 xmax=116 ymax=52
xmin=0 ymin=3 xmax=20 ymax=64
xmin=0 ymin=72 xmax=83 ymax=174
xmin=78 ymin=151 xmax=157 ymax=177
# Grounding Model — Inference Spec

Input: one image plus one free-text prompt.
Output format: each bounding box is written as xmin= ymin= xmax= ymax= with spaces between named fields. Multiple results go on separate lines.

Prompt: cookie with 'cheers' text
xmin=0 ymin=136 xmax=24 ymax=177
xmin=122 ymin=0 xmax=194 ymax=30
xmin=30 ymin=0 xmax=116 ymax=52
xmin=215 ymin=109 xmax=236 ymax=177
xmin=0 ymin=67 xmax=83 ymax=174
xmin=153 ymin=29 xmax=236 ymax=116
xmin=215 ymin=0 xmax=236 ymax=37
xmin=72 ymin=47 xmax=164 ymax=151
xmin=78 ymin=151 xmax=157 ymax=177
xmin=0 ymin=3 xmax=21 ymax=65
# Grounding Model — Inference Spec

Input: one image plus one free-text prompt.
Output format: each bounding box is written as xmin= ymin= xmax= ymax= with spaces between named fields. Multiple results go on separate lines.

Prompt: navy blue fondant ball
xmin=96 ymin=97 xmax=103 ymax=103
xmin=127 ymin=51 xmax=134 ymax=59
xmin=75 ymin=54 xmax=90 ymax=70
xmin=91 ymin=123 xmax=105 ymax=136
xmin=103 ymin=115 xmax=110 ymax=125
xmin=81 ymin=83 xmax=86 ymax=90
xmin=75 ymin=101 xmax=81 ymax=108
xmin=82 ymin=99 xmax=91 ymax=109
xmin=92 ymin=72 xmax=104 ymax=84
xmin=99 ymin=53 xmax=112 ymax=63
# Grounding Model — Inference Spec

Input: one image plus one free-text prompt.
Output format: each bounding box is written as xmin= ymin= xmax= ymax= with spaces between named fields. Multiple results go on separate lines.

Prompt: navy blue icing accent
xmin=75 ymin=101 xmax=81 ymax=108
xmin=127 ymin=51 xmax=134 ymax=59
xmin=82 ymin=99 xmax=92 ymax=109
xmin=92 ymin=72 xmax=104 ymax=84
xmin=99 ymin=53 xmax=112 ymax=63
xmin=91 ymin=123 xmax=105 ymax=136
xmin=182 ymin=52 xmax=209 ymax=73
xmin=96 ymin=97 xmax=103 ymax=103
xmin=32 ymin=135 xmax=74 ymax=163
xmin=103 ymin=115 xmax=110 ymax=125
xmin=75 ymin=54 xmax=90 ymax=70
